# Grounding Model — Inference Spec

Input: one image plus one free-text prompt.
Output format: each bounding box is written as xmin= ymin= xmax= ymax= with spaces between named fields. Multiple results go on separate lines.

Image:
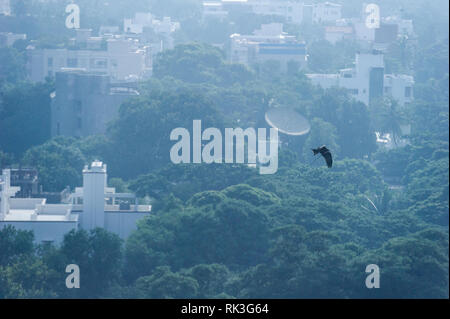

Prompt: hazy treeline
xmin=0 ymin=0 xmax=448 ymax=298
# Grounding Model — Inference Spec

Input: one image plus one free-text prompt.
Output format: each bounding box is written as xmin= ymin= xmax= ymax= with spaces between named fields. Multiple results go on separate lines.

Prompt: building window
xmin=348 ymin=89 xmax=359 ymax=95
xmin=67 ymin=58 xmax=78 ymax=68
xmin=77 ymin=117 xmax=82 ymax=129
xmin=405 ymin=87 xmax=412 ymax=97
xmin=47 ymin=57 xmax=53 ymax=67
xmin=56 ymin=122 xmax=60 ymax=135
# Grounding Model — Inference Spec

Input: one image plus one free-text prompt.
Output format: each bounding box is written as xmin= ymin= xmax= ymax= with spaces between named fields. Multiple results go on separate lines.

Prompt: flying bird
xmin=312 ymin=145 xmax=333 ymax=168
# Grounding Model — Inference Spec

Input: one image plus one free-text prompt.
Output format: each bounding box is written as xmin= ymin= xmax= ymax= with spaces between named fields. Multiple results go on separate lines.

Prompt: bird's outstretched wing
xmin=321 ymin=150 xmax=332 ymax=168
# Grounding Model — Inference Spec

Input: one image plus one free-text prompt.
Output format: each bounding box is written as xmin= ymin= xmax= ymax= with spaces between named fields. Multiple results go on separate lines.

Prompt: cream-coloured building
xmin=27 ymin=29 xmax=151 ymax=83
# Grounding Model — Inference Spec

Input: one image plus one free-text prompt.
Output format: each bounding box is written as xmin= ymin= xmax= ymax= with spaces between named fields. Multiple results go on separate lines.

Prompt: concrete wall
xmin=9 ymin=198 xmax=45 ymax=210
xmin=105 ymin=211 xmax=150 ymax=239
xmin=51 ymin=71 xmax=137 ymax=138
xmin=82 ymin=163 xmax=107 ymax=230
xmin=0 ymin=221 xmax=78 ymax=244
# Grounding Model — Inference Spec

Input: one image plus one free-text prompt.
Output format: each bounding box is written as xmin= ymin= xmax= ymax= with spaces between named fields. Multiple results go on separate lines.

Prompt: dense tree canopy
xmin=0 ymin=0 xmax=447 ymax=299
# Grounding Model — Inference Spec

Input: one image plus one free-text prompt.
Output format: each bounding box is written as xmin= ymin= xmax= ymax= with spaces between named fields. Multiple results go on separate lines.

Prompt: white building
xmin=202 ymin=1 xmax=341 ymax=25
xmin=124 ymin=12 xmax=154 ymax=34
xmin=124 ymin=13 xmax=180 ymax=35
xmin=324 ymin=26 xmax=353 ymax=44
xmin=0 ymin=0 xmax=10 ymax=16
xmin=65 ymin=161 xmax=151 ymax=239
xmin=384 ymin=74 xmax=414 ymax=107
xmin=249 ymin=0 xmax=304 ymax=24
xmin=124 ymin=12 xmax=180 ymax=53
xmin=0 ymin=32 xmax=26 ymax=47
xmin=353 ymin=20 xmax=375 ymax=42
xmin=0 ymin=169 xmax=78 ymax=244
xmin=0 ymin=161 xmax=152 ymax=243
xmin=27 ymin=29 xmax=151 ymax=82
xmin=230 ymin=23 xmax=307 ymax=71
xmin=307 ymin=51 xmax=414 ymax=106
xmin=351 ymin=5 xmax=413 ymax=46
xmin=382 ymin=16 xmax=414 ymax=37
xmin=99 ymin=26 xmax=121 ymax=36
xmin=311 ymin=1 xmax=342 ymax=24
xmin=202 ymin=2 xmax=229 ymax=21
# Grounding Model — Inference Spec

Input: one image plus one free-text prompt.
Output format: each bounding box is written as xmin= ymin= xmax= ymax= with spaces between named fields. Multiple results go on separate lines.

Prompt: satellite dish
xmin=265 ymin=107 xmax=311 ymax=136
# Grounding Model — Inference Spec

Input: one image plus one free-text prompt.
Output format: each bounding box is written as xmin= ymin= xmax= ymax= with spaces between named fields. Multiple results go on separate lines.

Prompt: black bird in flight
xmin=312 ymin=145 xmax=333 ymax=168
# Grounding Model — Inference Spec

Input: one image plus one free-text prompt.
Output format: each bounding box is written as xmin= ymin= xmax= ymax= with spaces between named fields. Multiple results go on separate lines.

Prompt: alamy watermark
xmin=65 ymin=3 xmax=80 ymax=29
xmin=365 ymin=4 xmax=380 ymax=29
xmin=65 ymin=264 xmax=80 ymax=289
xmin=169 ymin=120 xmax=279 ymax=174
xmin=365 ymin=264 xmax=380 ymax=288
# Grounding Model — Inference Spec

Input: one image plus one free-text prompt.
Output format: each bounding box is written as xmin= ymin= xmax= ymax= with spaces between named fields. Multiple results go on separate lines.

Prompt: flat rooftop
xmin=3 ymin=210 xmax=78 ymax=222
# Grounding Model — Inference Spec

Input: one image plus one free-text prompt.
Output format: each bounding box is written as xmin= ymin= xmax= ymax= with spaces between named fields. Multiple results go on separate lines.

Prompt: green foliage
xmin=349 ymin=229 xmax=449 ymax=298
xmin=222 ymin=184 xmax=281 ymax=206
xmin=36 ymin=228 xmax=123 ymax=299
xmin=133 ymin=266 xmax=199 ymax=299
xmin=107 ymin=88 xmax=224 ymax=178
xmin=0 ymin=81 xmax=53 ymax=156
xmin=0 ymin=47 xmax=26 ymax=85
xmin=22 ymin=137 xmax=86 ymax=192
xmin=0 ymin=150 xmax=13 ymax=168
xmin=153 ymin=43 xmax=253 ymax=86
xmin=0 ymin=255 xmax=59 ymax=298
xmin=306 ymin=39 xmax=359 ymax=73
xmin=0 ymin=0 xmax=448 ymax=300
xmin=124 ymin=194 xmax=270 ymax=282
xmin=302 ymin=117 xmax=340 ymax=162
xmin=370 ymin=97 xmax=406 ymax=144
xmin=0 ymin=225 xmax=34 ymax=267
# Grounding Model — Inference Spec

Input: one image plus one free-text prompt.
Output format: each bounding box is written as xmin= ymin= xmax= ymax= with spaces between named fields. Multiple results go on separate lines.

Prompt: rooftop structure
xmin=0 ymin=32 xmax=26 ymax=47
xmin=307 ymin=51 xmax=414 ymax=106
xmin=9 ymin=168 xmax=39 ymax=198
xmin=229 ymin=23 xmax=307 ymax=72
xmin=202 ymin=1 xmax=341 ymax=25
xmin=0 ymin=169 xmax=78 ymax=243
xmin=0 ymin=0 xmax=10 ymax=16
xmin=124 ymin=13 xmax=180 ymax=35
xmin=249 ymin=0 xmax=304 ymax=24
xmin=26 ymin=29 xmax=151 ymax=82
xmin=202 ymin=2 xmax=229 ymax=21
xmin=0 ymin=161 xmax=152 ymax=243
xmin=124 ymin=13 xmax=180 ymax=54
xmin=383 ymin=16 xmax=414 ymax=37
xmin=310 ymin=1 xmax=342 ymax=24
xmin=322 ymin=2 xmax=415 ymax=47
